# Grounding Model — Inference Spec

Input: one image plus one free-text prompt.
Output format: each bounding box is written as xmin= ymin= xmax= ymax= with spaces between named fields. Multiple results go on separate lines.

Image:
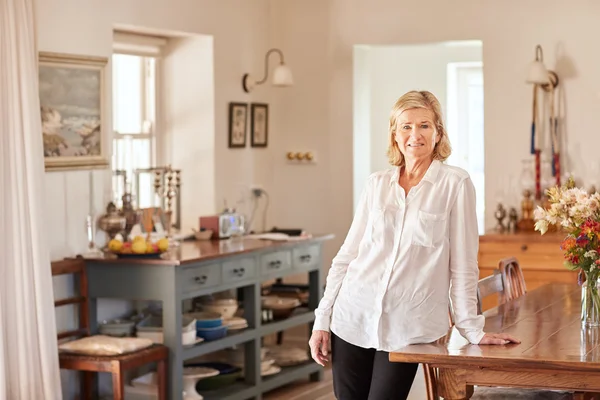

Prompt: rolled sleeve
xmin=449 ymin=177 xmax=486 ymax=344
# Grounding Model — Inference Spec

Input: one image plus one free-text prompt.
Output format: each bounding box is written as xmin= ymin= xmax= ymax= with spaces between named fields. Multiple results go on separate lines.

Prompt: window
xmin=111 ymin=52 xmax=157 ymax=209
xmin=446 ymin=62 xmax=485 ymax=233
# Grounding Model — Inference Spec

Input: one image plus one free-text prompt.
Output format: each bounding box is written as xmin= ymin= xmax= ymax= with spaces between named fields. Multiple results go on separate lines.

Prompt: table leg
xmin=438 ymin=368 xmax=473 ymax=400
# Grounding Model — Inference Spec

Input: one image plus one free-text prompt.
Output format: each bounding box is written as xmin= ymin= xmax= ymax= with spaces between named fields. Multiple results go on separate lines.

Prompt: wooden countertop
xmin=84 ymin=234 xmax=335 ymax=266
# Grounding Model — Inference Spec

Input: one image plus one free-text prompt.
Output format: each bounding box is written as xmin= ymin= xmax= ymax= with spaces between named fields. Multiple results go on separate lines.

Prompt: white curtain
xmin=0 ymin=0 xmax=63 ymax=398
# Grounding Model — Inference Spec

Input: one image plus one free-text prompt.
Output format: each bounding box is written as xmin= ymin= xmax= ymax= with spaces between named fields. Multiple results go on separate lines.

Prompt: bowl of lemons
xmin=108 ymin=236 xmax=170 ymax=259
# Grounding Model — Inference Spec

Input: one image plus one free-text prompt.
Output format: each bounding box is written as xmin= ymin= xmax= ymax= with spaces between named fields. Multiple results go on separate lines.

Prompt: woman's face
xmin=394 ymin=108 xmax=439 ymax=161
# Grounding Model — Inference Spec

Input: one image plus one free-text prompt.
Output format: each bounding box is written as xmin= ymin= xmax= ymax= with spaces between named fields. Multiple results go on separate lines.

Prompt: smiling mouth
xmin=407 ymin=143 xmax=424 ymax=147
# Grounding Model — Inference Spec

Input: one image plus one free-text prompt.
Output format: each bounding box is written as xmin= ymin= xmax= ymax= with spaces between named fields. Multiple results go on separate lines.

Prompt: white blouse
xmin=313 ymin=160 xmax=485 ymax=352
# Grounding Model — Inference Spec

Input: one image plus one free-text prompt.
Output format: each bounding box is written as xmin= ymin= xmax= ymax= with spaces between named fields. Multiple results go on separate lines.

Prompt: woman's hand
xmin=479 ymin=332 xmax=521 ymax=345
xmin=309 ymin=330 xmax=331 ymax=366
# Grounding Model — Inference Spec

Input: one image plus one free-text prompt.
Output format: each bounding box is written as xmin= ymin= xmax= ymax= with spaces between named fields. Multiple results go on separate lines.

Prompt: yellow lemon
xmin=133 ymin=235 xmax=145 ymax=243
xmin=156 ymin=238 xmax=169 ymax=252
xmin=108 ymin=239 xmax=123 ymax=252
xmin=132 ymin=240 xmax=147 ymax=254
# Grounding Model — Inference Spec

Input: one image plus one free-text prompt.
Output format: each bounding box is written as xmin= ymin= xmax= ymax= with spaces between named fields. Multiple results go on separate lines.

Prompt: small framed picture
xmin=228 ymin=102 xmax=248 ymax=148
xmin=250 ymin=103 xmax=268 ymax=148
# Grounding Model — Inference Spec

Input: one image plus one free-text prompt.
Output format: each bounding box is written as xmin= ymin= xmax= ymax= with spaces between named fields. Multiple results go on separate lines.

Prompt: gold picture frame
xmin=39 ymin=52 xmax=109 ymax=171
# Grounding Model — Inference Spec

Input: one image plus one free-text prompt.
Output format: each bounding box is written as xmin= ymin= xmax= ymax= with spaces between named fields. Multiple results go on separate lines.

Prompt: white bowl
xmin=194 ymin=230 xmax=213 ymax=240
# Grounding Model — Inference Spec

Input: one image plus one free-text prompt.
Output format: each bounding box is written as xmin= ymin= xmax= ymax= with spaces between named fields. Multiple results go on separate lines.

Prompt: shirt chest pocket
xmin=412 ymin=210 xmax=447 ymax=248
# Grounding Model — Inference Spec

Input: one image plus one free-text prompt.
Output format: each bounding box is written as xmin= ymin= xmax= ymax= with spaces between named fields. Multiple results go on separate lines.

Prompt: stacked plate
xmin=224 ymin=347 xmax=282 ymax=377
xmin=223 ymin=316 xmax=248 ymax=331
xmin=265 ymin=345 xmax=309 ymax=367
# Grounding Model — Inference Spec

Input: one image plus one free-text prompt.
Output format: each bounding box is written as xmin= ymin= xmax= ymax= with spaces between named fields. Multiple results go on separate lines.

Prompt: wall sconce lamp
xmin=526 ymin=45 xmax=559 ymax=92
xmin=242 ymin=48 xmax=293 ymax=93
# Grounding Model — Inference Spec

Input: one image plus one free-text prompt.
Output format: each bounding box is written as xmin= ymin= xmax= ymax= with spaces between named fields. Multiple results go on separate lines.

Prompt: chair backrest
xmin=498 ymin=257 xmax=527 ymax=301
xmin=476 ymin=269 xmax=506 ymax=315
xmin=52 ymin=257 xmax=90 ymax=341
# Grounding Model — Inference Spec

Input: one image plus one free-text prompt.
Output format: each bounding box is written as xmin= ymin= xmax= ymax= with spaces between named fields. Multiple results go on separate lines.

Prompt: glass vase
xmin=581 ymin=274 xmax=600 ymax=327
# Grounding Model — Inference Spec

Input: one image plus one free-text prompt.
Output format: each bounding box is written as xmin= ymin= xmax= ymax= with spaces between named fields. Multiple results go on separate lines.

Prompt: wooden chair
xmin=476 ymin=269 xmax=507 ymax=314
xmin=498 ymin=256 xmax=527 ymax=301
xmin=53 ymin=258 xmax=169 ymax=400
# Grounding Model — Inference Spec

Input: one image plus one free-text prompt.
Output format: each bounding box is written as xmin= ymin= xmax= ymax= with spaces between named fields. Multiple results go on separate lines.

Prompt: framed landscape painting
xmin=39 ymin=52 xmax=109 ymax=171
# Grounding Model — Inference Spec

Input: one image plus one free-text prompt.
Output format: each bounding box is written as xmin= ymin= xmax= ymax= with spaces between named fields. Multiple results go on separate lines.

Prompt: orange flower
xmin=561 ymin=237 xmax=576 ymax=252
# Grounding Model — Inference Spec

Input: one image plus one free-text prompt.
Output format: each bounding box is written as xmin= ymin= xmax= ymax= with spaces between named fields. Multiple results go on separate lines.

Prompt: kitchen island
xmin=85 ymin=234 xmax=334 ymax=400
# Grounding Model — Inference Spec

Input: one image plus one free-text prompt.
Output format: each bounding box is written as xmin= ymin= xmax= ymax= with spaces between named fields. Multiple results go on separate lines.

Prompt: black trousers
xmin=331 ymin=332 xmax=419 ymax=400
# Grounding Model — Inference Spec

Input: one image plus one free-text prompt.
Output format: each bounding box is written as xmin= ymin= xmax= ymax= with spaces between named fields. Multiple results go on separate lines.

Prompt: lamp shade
xmin=272 ymin=64 xmax=294 ymax=87
xmin=526 ymin=60 xmax=549 ymax=85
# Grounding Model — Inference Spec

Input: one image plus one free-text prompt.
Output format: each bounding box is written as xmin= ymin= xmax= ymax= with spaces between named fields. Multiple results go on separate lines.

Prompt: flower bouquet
xmin=534 ymin=178 xmax=600 ymax=326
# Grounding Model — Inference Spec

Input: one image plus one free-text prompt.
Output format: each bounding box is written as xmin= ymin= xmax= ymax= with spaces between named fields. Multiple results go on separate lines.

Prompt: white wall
xmin=162 ymin=35 xmax=216 ymax=233
xmin=271 ymin=0 xmax=600 ymax=264
xmin=352 ymin=46 xmax=372 ymax=211
xmin=267 ymin=0 xmax=334 ymax=249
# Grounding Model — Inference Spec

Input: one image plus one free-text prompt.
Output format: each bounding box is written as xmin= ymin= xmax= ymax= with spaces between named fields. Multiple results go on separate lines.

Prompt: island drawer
xmin=260 ymin=251 xmax=292 ymax=275
xmin=292 ymin=244 xmax=320 ymax=270
xmin=181 ymin=264 xmax=222 ymax=293
xmin=222 ymin=257 xmax=257 ymax=283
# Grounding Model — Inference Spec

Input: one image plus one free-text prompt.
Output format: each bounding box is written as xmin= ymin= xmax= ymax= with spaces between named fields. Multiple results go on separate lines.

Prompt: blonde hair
xmin=386 ymin=90 xmax=452 ymax=167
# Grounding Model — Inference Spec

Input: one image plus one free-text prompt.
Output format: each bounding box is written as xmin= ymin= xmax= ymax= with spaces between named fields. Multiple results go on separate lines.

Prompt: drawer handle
xmin=300 ymin=254 xmax=312 ymax=262
xmin=521 ymin=244 xmax=528 ymax=251
xmin=233 ymin=267 xmax=246 ymax=277
xmin=269 ymin=260 xmax=282 ymax=269
xmin=194 ymin=275 xmax=207 ymax=285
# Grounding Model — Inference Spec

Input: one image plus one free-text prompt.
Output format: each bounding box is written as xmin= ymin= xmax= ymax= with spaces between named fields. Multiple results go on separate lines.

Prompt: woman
xmin=309 ymin=91 xmax=520 ymax=400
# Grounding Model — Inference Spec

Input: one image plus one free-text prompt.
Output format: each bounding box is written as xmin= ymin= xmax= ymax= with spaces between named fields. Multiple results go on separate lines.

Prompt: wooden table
xmin=390 ymin=283 xmax=600 ymax=399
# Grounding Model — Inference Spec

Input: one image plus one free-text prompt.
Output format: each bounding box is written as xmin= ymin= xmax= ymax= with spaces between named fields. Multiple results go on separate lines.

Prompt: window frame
xmin=447 ymin=61 xmax=485 ymax=233
xmin=111 ymin=31 xmax=165 ymax=208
